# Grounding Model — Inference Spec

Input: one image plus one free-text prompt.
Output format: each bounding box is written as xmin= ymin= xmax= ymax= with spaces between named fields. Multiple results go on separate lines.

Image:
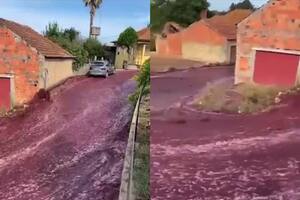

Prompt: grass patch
xmin=134 ymin=94 xmax=150 ymax=200
xmin=198 ymin=82 xmax=284 ymax=114
xmin=236 ymin=84 xmax=282 ymax=113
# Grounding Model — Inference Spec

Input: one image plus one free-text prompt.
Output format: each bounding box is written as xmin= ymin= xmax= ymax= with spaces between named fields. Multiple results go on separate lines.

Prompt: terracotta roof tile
xmin=204 ymin=9 xmax=252 ymax=40
xmin=0 ymin=18 xmax=75 ymax=58
xmin=137 ymin=27 xmax=150 ymax=41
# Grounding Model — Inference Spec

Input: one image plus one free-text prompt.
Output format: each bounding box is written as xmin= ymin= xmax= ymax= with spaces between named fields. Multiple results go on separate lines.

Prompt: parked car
xmin=88 ymin=60 xmax=115 ymax=78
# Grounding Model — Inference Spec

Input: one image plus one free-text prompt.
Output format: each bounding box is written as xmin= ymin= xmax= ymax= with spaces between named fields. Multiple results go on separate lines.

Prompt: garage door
xmin=253 ymin=51 xmax=300 ymax=86
xmin=0 ymin=78 xmax=11 ymax=110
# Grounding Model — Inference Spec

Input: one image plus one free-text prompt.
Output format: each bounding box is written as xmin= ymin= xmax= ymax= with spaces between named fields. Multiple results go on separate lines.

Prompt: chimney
xmin=200 ymin=9 xmax=208 ymax=20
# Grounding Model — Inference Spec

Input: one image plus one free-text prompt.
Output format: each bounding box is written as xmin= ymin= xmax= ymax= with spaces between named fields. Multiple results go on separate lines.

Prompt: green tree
xmin=83 ymin=0 xmax=102 ymax=37
xmin=167 ymin=0 xmax=210 ymax=27
xmin=229 ymin=0 xmax=254 ymax=10
xmin=229 ymin=3 xmax=235 ymax=10
xmin=83 ymin=38 xmax=104 ymax=60
xmin=44 ymin=23 xmax=88 ymax=71
xmin=150 ymin=0 xmax=209 ymax=33
xmin=44 ymin=22 xmax=62 ymax=38
xmin=150 ymin=0 xmax=170 ymax=32
xmin=117 ymin=27 xmax=138 ymax=49
xmin=50 ymin=36 xmax=88 ymax=71
xmin=63 ymin=28 xmax=79 ymax=42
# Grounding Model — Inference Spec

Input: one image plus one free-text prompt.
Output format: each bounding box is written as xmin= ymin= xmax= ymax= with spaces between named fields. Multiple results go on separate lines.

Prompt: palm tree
xmin=84 ymin=0 xmax=102 ymax=37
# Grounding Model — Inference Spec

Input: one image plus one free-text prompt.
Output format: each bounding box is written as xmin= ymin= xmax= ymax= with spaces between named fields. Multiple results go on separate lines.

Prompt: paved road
xmin=151 ymin=66 xmax=300 ymax=200
xmin=0 ymin=71 xmax=136 ymax=200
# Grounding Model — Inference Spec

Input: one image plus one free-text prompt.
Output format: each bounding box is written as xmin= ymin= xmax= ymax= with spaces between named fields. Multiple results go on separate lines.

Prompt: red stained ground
xmin=0 ymin=70 xmax=136 ymax=200
xmin=151 ymin=66 xmax=300 ymax=200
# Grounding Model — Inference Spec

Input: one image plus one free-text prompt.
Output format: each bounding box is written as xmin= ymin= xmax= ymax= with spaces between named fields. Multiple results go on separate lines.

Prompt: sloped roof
xmin=0 ymin=18 xmax=75 ymax=58
xmin=137 ymin=27 xmax=150 ymax=42
xmin=204 ymin=9 xmax=253 ymax=40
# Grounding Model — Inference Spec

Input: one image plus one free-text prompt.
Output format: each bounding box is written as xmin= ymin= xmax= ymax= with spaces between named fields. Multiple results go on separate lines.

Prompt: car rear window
xmin=91 ymin=62 xmax=105 ymax=66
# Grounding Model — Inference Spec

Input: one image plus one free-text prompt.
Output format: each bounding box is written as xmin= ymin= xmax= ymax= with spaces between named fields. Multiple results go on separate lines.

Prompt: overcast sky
xmin=209 ymin=0 xmax=268 ymax=11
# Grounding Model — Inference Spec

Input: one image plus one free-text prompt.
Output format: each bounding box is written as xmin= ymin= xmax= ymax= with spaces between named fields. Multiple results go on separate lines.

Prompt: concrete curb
xmin=118 ymin=88 xmax=143 ymax=200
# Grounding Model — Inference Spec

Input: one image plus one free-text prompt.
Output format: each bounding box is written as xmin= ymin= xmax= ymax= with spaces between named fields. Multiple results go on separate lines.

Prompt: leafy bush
xmin=129 ymin=59 xmax=150 ymax=104
xmin=44 ymin=22 xmax=106 ymax=71
xmin=136 ymin=59 xmax=150 ymax=88
xmin=236 ymin=84 xmax=281 ymax=113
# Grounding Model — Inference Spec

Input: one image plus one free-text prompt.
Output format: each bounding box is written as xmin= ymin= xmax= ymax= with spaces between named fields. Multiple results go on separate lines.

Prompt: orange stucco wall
xmin=181 ymin=22 xmax=228 ymax=63
xmin=167 ymin=33 xmax=182 ymax=56
xmin=156 ymin=37 xmax=168 ymax=55
xmin=156 ymin=33 xmax=182 ymax=57
xmin=156 ymin=21 xmax=229 ymax=63
xmin=0 ymin=27 xmax=40 ymax=106
xmin=236 ymin=0 xmax=300 ymax=84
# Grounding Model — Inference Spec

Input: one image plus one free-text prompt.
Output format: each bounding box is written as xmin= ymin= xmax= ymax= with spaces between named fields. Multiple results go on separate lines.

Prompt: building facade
xmin=115 ymin=27 xmax=150 ymax=69
xmin=0 ymin=18 xmax=74 ymax=110
xmin=156 ymin=10 xmax=252 ymax=65
xmin=235 ymin=0 xmax=300 ymax=87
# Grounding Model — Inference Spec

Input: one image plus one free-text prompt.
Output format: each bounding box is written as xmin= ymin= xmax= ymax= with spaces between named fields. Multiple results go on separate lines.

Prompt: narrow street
xmin=0 ymin=71 xmax=136 ymax=200
xmin=151 ymin=63 xmax=300 ymax=200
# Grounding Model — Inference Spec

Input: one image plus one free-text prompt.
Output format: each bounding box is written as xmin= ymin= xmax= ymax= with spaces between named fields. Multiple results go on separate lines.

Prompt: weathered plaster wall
xmin=115 ymin=46 xmax=128 ymax=69
xmin=156 ymin=33 xmax=182 ymax=58
xmin=181 ymin=22 xmax=228 ymax=63
xmin=167 ymin=33 xmax=182 ymax=56
xmin=156 ymin=37 xmax=168 ymax=56
xmin=134 ymin=43 xmax=150 ymax=65
xmin=182 ymin=43 xmax=227 ymax=63
xmin=236 ymin=0 xmax=300 ymax=84
xmin=0 ymin=27 xmax=40 ymax=106
xmin=43 ymin=59 xmax=73 ymax=89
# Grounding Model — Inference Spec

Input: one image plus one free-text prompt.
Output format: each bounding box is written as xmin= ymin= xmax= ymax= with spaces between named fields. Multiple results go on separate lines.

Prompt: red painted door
xmin=0 ymin=78 xmax=11 ymax=110
xmin=253 ymin=51 xmax=300 ymax=86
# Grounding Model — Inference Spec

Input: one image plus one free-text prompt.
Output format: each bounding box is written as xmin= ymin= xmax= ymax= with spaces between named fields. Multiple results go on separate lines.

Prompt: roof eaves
xmin=45 ymin=55 xmax=76 ymax=59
